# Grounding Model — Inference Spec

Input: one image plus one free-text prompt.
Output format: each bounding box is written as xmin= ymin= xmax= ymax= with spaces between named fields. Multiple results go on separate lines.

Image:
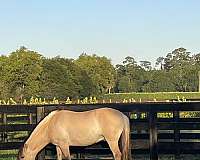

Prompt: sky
xmin=1 ymin=0 xmax=200 ymax=66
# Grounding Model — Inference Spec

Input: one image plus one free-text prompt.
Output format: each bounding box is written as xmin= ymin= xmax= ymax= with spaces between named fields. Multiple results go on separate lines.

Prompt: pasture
xmin=1 ymin=102 xmax=200 ymax=160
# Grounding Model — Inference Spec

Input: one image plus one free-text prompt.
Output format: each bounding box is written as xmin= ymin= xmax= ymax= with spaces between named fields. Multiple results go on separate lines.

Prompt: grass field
xmin=102 ymin=92 xmax=200 ymax=102
xmin=1 ymin=152 xmax=200 ymax=160
xmin=0 ymin=150 xmax=17 ymax=160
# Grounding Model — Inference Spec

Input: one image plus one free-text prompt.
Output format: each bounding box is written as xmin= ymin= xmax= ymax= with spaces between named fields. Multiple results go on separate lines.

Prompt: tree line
xmin=1 ymin=46 xmax=200 ymax=101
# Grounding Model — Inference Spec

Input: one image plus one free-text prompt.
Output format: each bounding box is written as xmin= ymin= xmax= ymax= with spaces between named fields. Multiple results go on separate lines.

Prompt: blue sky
xmin=1 ymin=0 xmax=200 ymax=65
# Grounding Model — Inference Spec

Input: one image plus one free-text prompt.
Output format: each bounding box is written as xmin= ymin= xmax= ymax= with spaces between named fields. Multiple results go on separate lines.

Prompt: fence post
xmin=137 ymin=112 xmax=142 ymax=134
xmin=2 ymin=113 xmax=7 ymax=142
xmin=37 ymin=107 xmax=45 ymax=160
xmin=29 ymin=113 xmax=33 ymax=124
xmin=149 ymin=110 xmax=158 ymax=160
xmin=198 ymin=71 xmax=200 ymax=92
xmin=174 ymin=111 xmax=180 ymax=159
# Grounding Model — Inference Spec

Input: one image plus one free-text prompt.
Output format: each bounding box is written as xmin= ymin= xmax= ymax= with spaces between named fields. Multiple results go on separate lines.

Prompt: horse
xmin=17 ymin=107 xmax=131 ymax=160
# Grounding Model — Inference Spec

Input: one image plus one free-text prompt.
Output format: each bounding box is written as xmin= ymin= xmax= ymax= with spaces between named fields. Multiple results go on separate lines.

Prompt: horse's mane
xmin=17 ymin=110 xmax=60 ymax=158
xmin=17 ymin=144 xmax=24 ymax=159
xmin=26 ymin=110 xmax=59 ymax=142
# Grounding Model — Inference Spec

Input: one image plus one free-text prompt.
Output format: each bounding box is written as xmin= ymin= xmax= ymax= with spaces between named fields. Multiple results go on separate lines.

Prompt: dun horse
xmin=18 ymin=108 xmax=131 ymax=160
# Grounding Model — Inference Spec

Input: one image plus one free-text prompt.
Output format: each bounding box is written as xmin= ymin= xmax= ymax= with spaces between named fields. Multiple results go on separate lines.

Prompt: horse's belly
xmin=68 ymin=130 xmax=104 ymax=146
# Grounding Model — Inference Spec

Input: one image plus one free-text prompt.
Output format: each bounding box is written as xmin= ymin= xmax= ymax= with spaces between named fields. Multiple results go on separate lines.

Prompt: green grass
xmin=0 ymin=150 xmax=18 ymax=160
xmin=1 ymin=151 xmax=200 ymax=160
xmin=133 ymin=154 xmax=200 ymax=160
xmin=102 ymin=92 xmax=200 ymax=102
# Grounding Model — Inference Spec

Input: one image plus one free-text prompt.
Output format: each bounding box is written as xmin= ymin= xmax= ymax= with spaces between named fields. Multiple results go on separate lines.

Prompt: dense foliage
xmin=1 ymin=46 xmax=200 ymax=101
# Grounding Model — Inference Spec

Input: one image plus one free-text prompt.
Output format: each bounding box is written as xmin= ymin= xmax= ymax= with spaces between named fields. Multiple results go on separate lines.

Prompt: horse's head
xmin=17 ymin=143 xmax=35 ymax=160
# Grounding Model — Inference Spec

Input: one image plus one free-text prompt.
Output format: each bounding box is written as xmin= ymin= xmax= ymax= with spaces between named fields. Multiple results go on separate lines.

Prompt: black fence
xmin=1 ymin=102 xmax=200 ymax=160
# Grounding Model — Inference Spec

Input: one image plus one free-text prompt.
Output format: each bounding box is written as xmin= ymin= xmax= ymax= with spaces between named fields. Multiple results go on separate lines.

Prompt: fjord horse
xmin=17 ymin=108 xmax=131 ymax=160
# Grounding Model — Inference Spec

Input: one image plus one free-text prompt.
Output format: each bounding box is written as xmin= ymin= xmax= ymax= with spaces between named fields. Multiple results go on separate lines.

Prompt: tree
xmin=118 ymin=76 xmax=133 ymax=92
xmin=0 ymin=55 xmax=9 ymax=99
xmin=140 ymin=61 xmax=152 ymax=71
xmin=193 ymin=53 xmax=200 ymax=65
xmin=155 ymin=57 xmax=164 ymax=70
xmin=75 ymin=54 xmax=116 ymax=95
xmin=169 ymin=64 xmax=198 ymax=92
xmin=40 ymin=58 xmax=73 ymax=99
xmin=142 ymin=70 xmax=175 ymax=92
xmin=123 ymin=56 xmax=137 ymax=66
xmin=116 ymin=56 xmax=146 ymax=92
xmin=3 ymin=47 xmax=43 ymax=100
xmin=163 ymin=48 xmax=191 ymax=71
xmin=160 ymin=48 xmax=197 ymax=92
xmin=51 ymin=57 xmax=95 ymax=98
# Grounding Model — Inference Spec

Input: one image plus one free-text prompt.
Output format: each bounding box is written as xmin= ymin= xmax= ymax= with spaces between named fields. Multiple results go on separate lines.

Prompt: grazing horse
xmin=17 ymin=108 xmax=131 ymax=160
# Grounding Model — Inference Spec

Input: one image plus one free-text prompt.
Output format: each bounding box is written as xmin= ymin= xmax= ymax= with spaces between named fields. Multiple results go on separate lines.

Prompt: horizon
xmin=1 ymin=1 xmax=200 ymax=65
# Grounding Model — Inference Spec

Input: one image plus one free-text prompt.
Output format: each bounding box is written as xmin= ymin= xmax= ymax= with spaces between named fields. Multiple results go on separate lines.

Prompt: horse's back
xmin=48 ymin=109 xmax=97 ymax=133
xmin=49 ymin=108 xmax=125 ymax=131
xmin=95 ymin=107 xmax=125 ymax=122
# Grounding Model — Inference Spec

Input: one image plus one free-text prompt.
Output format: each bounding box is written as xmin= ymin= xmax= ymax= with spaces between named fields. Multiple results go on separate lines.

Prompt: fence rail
xmin=1 ymin=102 xmax=200 ymax=160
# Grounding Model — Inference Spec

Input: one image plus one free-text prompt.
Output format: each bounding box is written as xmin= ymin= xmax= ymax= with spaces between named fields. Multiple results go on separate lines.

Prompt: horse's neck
xmin=26 ymin=124 xmax=49 ymax=154
xmin=26 ymin=111 xmax=57 ymax=155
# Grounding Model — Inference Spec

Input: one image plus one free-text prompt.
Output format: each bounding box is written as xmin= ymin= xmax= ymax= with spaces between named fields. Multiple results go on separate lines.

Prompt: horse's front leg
xmin=56 ymin=143 xmax=71 ymax=160
xmin=56 ymin=145 xmax=62 ymax=160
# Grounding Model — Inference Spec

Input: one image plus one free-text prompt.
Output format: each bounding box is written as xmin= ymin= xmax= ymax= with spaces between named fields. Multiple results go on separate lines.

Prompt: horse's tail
xmin=120 ymin=115 xmax=132 ymax=160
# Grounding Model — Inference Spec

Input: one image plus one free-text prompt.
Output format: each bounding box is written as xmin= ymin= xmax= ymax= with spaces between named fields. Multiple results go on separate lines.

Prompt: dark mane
xmin=17 ymin=144 xmax=24 ymax=160
xmin=17 ymin=135 xmax=30 ymax=159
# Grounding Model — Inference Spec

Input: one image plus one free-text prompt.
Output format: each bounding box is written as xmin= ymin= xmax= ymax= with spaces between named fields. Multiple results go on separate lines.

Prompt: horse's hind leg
xmin=106 ymin=140 xmax=122 ymax=160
